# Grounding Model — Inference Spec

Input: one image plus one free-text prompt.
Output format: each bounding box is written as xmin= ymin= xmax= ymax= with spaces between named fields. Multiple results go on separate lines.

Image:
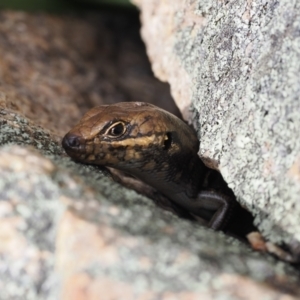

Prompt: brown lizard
xmin=62 ymin=102 xmax=255 ymax=233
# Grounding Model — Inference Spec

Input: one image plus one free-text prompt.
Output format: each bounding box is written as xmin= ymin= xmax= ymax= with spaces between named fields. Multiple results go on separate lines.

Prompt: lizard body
xmin=62 ymin=102 xmax=236 ymax=230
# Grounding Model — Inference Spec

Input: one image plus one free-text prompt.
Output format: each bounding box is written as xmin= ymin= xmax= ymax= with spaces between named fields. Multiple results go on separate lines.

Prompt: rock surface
xmin=1 ymin=141 xmax=299 ymax=299
xmin=0 ymin=10 xmax=179 ymax=137
xmin=0 ymin=7 xmax=300 ymax=300
xmin=133 ymin=0 xmax=300 ymax=258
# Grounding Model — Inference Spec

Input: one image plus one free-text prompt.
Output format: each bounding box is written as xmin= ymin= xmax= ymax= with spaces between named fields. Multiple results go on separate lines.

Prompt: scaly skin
xmin=62 ymin=102 xmax=237 ymax=230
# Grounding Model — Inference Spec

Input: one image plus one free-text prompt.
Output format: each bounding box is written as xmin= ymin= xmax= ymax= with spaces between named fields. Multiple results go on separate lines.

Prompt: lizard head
xmin=62 ymin=102 xmax=199 ymax=170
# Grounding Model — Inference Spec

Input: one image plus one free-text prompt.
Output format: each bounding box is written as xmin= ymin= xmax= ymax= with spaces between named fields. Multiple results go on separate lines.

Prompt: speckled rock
xmin=0 ymin=146 xmax=62 ymax=300
xmin=1 ymin=143 xmax=299 ymax=300
xmin=132 ymin=0 xmax=300 ymax=256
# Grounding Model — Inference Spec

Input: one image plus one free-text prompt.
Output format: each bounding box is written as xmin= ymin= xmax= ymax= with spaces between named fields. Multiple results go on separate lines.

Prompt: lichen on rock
xmin=133 ymin=0 xmax=300 ymax=258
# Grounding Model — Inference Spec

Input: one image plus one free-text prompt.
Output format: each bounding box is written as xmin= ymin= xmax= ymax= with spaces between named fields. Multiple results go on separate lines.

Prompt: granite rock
xmin=132 ymin=0 xmax=300 ymax=258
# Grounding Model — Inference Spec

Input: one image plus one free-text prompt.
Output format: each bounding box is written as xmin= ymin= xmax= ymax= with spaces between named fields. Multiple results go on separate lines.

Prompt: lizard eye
xmin=105 ymin=122 xmax=126 ymax=137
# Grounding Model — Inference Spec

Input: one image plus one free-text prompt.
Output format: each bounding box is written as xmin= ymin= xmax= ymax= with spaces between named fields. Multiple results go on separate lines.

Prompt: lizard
xmin=62 ymin=101 xmax=255 ymax=233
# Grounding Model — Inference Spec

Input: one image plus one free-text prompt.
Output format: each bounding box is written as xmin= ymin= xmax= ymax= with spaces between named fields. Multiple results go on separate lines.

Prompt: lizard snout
xmin=62 ymin=132 xmax=85 ymax=153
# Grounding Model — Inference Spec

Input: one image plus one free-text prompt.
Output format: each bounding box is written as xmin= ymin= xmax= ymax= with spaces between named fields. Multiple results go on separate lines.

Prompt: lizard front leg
xmin=190 ymin=190 xmax=236 ymax=230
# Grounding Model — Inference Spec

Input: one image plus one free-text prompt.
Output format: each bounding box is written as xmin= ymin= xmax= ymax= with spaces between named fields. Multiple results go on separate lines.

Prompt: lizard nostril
xmin=62 ymin=133 xmax=82 ymax=151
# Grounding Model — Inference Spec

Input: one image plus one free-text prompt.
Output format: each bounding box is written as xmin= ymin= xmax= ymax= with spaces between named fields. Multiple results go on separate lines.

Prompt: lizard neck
xmin=116 ymin=147 xmax=209 ymax=204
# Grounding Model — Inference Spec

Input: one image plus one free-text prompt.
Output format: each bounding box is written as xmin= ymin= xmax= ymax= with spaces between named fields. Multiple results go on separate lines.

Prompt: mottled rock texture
xmin=0 ymin=10 xmax=179 ymax=137
xmin=1 ymin=143 xmax=299 ymax=299
xmin=133 ymin=0 xmax=300 ymax=256
xmin=0 ymin=7 xmax=300 ymax=300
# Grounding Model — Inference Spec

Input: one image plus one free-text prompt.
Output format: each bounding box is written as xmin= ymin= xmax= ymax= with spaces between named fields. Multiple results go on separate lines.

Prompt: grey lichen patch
xmin=0 ymin=146 xmax=63 ymax=300
xmin=173 ymin=0 xmax=300 ymax=251
xmin=0 ymin=109 xmax=62 ymax=156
